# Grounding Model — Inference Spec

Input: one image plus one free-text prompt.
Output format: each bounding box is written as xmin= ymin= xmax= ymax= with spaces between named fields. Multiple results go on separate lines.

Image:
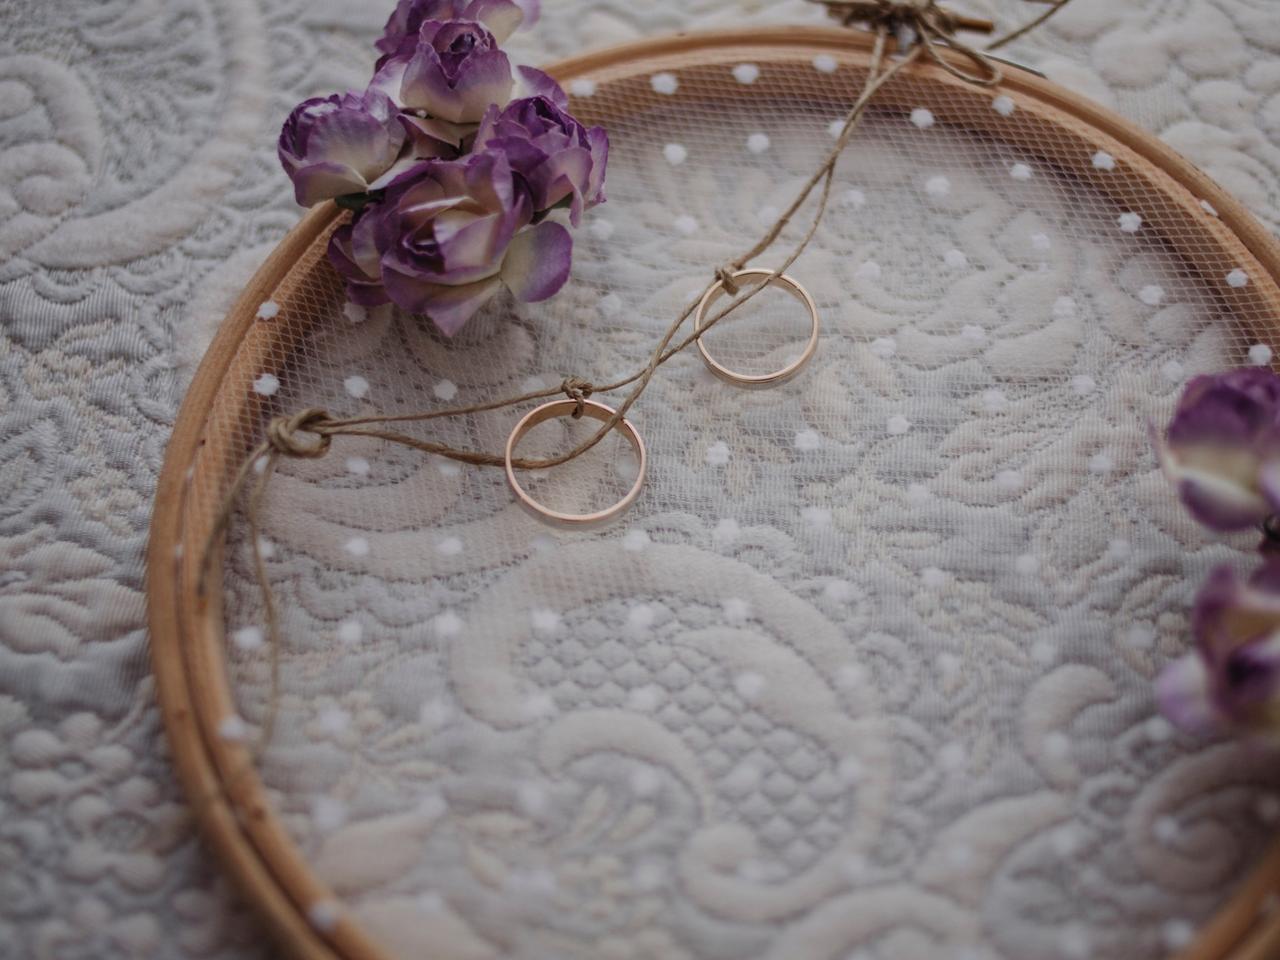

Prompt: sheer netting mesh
xmin=183 ymin=43 xmax=1280 ymax=960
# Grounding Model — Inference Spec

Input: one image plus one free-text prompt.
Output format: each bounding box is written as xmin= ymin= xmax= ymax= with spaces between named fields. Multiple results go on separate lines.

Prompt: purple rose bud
xmin=376 ymin=152 xmax=572 ymax=335
xmin=1158 ymin=562 xmax=1280 ymax=736
xmin=372 ymin=20 xmax=514 ymax=125
xmin=328 ymin=210 xmax=390 ymax=306
xmin=278 ymin=90 xmax=406 ymax=207
xmin=1155 ymin=368 xmax=1280 ymax=531
xmin=376 ymin=0 xmax=530 ymax=58
xmin=475 ymin=91 xmax=608 ymax=226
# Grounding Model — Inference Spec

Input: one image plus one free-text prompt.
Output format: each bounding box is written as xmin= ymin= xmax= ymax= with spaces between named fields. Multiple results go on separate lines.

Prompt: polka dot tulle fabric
xmin=193 ymin=42 xmax=1280 ymax=960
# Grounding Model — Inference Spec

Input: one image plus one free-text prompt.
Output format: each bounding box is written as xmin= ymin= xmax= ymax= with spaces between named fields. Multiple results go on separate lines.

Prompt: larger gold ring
xmin=694 ymin=268 xmax=820 ymax=388
xmin=505 ymin=398 xmax=647 ymax=528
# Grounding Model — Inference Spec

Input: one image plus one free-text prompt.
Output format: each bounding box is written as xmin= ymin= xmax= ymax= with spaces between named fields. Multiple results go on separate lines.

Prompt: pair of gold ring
xmin=505 ymin=269 xmax=820 ymax=527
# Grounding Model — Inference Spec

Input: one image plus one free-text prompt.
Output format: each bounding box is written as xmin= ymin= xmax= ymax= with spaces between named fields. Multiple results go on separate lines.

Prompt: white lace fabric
xmin=4 ymin=2 xmax=1280 ymax=959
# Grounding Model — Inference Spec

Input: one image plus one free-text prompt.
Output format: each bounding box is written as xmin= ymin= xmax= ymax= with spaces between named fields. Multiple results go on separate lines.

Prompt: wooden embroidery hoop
xmin=147 ymin=25 xmax=1280 ymax=960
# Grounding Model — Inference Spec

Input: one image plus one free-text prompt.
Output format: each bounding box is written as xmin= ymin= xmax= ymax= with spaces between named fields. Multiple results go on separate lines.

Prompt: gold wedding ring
xmin=505 ymin=398 xmax=647 ymax=528
xmin=694 ymin=269 xmax=820 ymax=388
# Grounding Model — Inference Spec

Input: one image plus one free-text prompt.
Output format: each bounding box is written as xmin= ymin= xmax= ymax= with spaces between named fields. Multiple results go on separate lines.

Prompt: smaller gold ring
xmin=694 ymin=269 xmax=820 ymax=388
xmin=505 ymin=399 xmax=647 ymax=528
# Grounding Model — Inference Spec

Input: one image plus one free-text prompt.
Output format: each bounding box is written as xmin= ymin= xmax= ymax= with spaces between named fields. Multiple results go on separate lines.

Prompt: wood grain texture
xmin=146 ymin=26 xmax=1280 ymax=960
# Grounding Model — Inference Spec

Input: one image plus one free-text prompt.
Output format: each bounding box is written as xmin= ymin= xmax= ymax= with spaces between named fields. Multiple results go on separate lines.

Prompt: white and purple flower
xmin=277 ymin=90 xmax=406 ymax=207
xmin=1155 ymin=368 xmax=1280 ymax=532
xmin=1158 ymin=562 xmax=1280 ymax=736
xmin=375 ymin=0 xmax=534 ymax=58
xmin=476 ymin=91 xmax=608 ymax=225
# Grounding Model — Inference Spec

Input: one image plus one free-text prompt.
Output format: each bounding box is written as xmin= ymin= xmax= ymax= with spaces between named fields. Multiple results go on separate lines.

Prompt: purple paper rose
xmin=1157 ymin=562 xmax=1280 ymax=736
xmin=328 ymin=211 xmax=390 ymax=306
xmin=373 ymin=151 xmax=571 ymax=334
xmin=375 ymin=0 xmax=533 ymax=57
xmin=1155 ymin=368 xmax=1280 ymax=531
xmin=371 ymin=19 xmax=514 ymax=125
xmin=277 ymin=89 xmax=406 ymax=207
xmin=476 ymin=92 xmax=608 ymax=225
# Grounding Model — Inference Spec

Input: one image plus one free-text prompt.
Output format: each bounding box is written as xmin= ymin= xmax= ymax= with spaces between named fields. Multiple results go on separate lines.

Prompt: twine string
xmin=195 ymin=0 xmax=1070 ymax=763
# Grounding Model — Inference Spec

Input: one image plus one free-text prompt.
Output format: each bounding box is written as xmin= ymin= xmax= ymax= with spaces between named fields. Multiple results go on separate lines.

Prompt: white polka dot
xmin=530 ymin=533 xmax=555 ymax=553
xmin=887 ymin=415 xmax=912 ymax=435
xmin=345 ymin=456 xmax=370 ymax=476
xmin=1138 ymin=284 xmax=1164 ymax=306
xmin=1162 ymin=920 xmax=1195 ymax=951
xmin=307 ymin=900 xmax=342 ymax=934
xmin=706 ymin=441 xmax=730 ymax=467
xmin=433 ymin=611 xmax=463 ymax=638
xmin=1070 ymin=375 xmax=1096 ymax=395
xmin=1227 ymin=268 xmax=1250 ymax=288
xmin=1154 ymin=815 xmax=1179 ymax=842
xmin=983 ymin=388 xmax=1008 ymax=412
xmin=218 ymin=714 xmax=249 ymax=742
xmin=732 ymin=63 xmax=760 ymax=84
xmin=650 ymin=72 xmax=678 ymax=95
xmin=627 ymin=604 xmax=655 ymax=631
xmin=317 ymin=706 xmax=350 ymax=735
xmin=336 ymin=619 xmax=362 ymax=645
xmin=714 ymin=518 xmax=740 ymax=542
xmin=589 ymin=218 xmax=614 ymax=241
xmin=922 ymin=567 xmax=947 ymax=588
xmin=599 ymin=292 xmax=623 ymax=317
xmin=1251 ymin=343 xmax=1274 ymax=365
xmin=1146 ymin=716 xmax=1172 ymax=741
xmin=827 ymin=118 xmax=845 ymax=139
xmin=433 ymin=379 xmax=457 ymax=401
xmin=673 ymin=215 xmax=698 ymax=236
xmin=795 ymin=429 xmax=822 ymax=452
xmin=906 ymin=483 xmax=930 ymax=504
xmin=623 ymin=528 xmax=650 ymax=551
xmin=1088 ymin=453 xmax=1113 ymax=474
xmin=1015 ymin=554 xmax=1040 ymax=575
xmin=734 ymin=672 xmax=766 ymax=701
xmin=1031 ymin=232 xmax=1051 ymax=251
xmin=311 ymin=796 xmax=348 ymax=832
xmin=1200 ymin=198 xmax=1219 ymax=217
xmin=869 ymin=336 xmax=896 ymax=358
xmin=568 ymin=78 xmax=596 ymax=97
xmin=824 ymin=581 xmax=855 ymax=604
xmin=256 ymin=300 xmax=280 ymax=320
xmin=813 ymin=54 xmax=838 ymax=73
xmin=1009 ymin=162 xmax=1033 ymax=181
xmin=629 ymin=765 xmax=662 ymax=797
xmin=1161 ymin=359 xmax=1185 ymax=382
xmin=961 ymin=324 xmax=986 ymax=343
xmin=992 ymin=95 xmax=1015 ymax=116
xmin=232 ymin=626 xmax=264 ymax=651
xmin=663 ymin=143 xmax=687 ymax=165
xmin=925 ymin=175 xmax=950 ymax=198
xmin=855 ymin=260 xmax=881 ymax=282
xmin=837 ymin=663 xmax=866 ymax=690
xmin=746 ymin=132 xmax=771 ymax=154
xmin=722 ymin=597 xmax=750 ymax=624
xmin=1092 ymin=151 xmax=1116 ymax=171
xmin=944 ymin=249 xmax=967 ymax=269
xmin=530 ymin=608 xmax=561 ymax=635
xmin=253 ymin=373 xmax=279 ymax=396
xmin=436 ymin=457 xmax=461 ymax=477
xmin=344 ymin=375 xmax=369 ymax=399
xmin=842 ymin=188 xmax=866 ymax=208
xmin=254 ymin=536 xmax=273 ymax=560
xmin=837 ymin=755 xmax=863 ymax=785
xmin=910 ymin=107 xmax=935 ymax=129
xmin=996 ymin=469 xmax=1023 ymax=492
xmin=1124 ymin=623 xmax=1155 ymax=650
xmin=1052 ymin=296 xmax=1076 ymax=320
xmin=1117 ymin=211 xmax=1143 ymax=233
xmin=343 ymin=302 xmax=367 ymax=324
xmin=627 ymin=685 xmax=664 ymax=712
xmin=939 ymin=742 xmax=966 ymax=769
xmin=1032 ymin=640 xmax=1056 ymax=664
xmin=253 ymin=456 xmax=268 ymax=475
xmin=802 ymin=506 xmax=832 ymax=527
xmin=343 ymin=536 xmax=369 ymax=557
xmin=1109 ymin=538 xmax=1131 ymax=558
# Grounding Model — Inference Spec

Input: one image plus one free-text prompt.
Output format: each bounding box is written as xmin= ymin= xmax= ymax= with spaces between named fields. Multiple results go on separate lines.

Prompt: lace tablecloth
xmin=4 ymin=1 xmax=1280 ymax=958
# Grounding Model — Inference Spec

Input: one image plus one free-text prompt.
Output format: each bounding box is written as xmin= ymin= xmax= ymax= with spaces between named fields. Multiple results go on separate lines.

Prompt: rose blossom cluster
xmin=277 ymin=0 xmax=608 ymax=335
xmin=1154 ymin=368 xmax=1280 ymax=736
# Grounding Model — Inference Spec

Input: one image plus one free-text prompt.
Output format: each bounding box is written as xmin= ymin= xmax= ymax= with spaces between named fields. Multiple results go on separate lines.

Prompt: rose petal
xmin=501 ymin=221 xmax=572 ymax=302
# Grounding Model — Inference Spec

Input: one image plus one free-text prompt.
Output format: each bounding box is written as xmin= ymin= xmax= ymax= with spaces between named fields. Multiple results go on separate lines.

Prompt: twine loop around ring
xmin=266 ymin=407 xmax=333 ymax=458
xmin=715 ymin=265 xmax=743 ymax=295
xmin=561 ymin=376 xmax=595 ymax=418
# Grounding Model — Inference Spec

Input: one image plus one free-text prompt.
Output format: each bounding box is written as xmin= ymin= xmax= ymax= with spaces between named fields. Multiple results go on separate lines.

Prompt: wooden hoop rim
xmin=146 ymin=25 xmax=1280 ymax=960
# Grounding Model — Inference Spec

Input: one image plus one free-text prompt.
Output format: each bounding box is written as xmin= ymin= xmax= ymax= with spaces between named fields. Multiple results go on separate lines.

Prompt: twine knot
xmin=266 ymin=407 xmax=333 ymax=458
xmin=715 ymin=265 xmax=742 ymax=295
xmin=561 ymin=376 xmax=594 ymax=418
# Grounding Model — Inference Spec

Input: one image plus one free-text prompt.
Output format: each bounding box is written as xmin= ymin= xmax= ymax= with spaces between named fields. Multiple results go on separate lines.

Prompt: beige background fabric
xmin=5 ymin=1 xmax=1280 ymax=958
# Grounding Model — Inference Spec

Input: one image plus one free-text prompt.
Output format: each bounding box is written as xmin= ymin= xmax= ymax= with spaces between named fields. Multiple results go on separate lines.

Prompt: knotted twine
xmin=196 ymin=0 xmax=1074 ymax=768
